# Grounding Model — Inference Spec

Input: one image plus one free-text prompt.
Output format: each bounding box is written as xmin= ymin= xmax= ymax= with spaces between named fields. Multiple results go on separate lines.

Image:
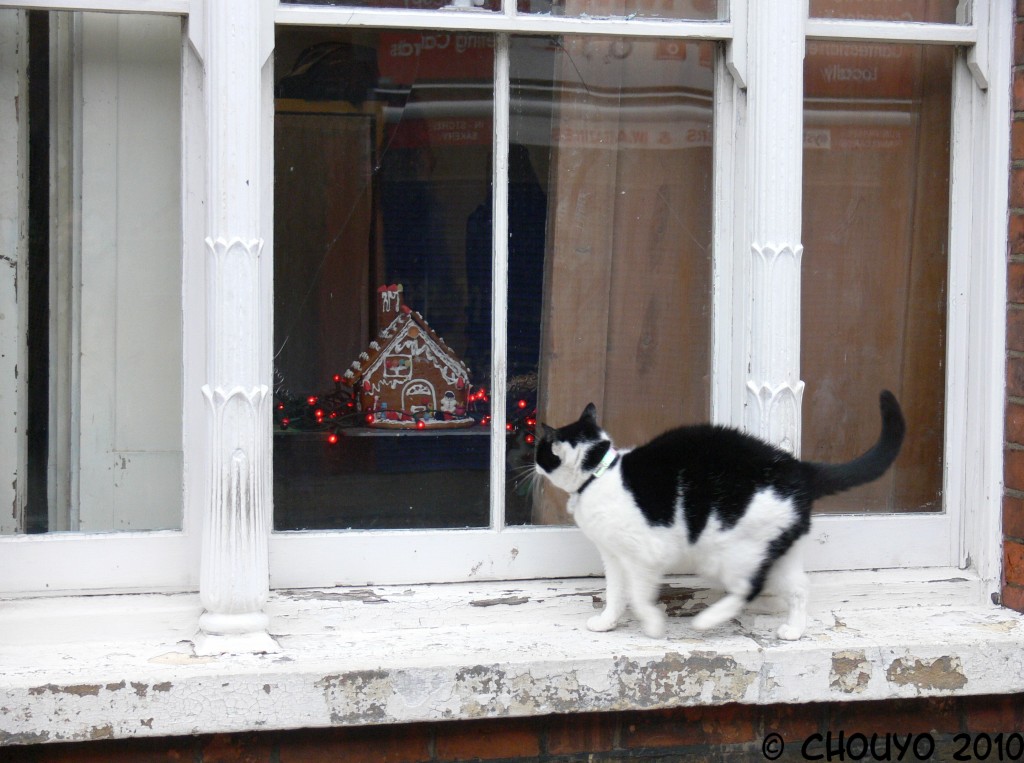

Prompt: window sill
xmin=1 ymin=569 xmax=1022 ymax=745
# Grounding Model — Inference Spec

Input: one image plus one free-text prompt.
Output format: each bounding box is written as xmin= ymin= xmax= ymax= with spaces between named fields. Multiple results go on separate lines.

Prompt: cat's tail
xmin=805 ymin=390 xmax=906 ymax=500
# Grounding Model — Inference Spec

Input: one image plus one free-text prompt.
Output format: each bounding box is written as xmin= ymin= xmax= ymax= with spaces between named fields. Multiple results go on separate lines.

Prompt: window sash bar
xmin=805 ymin=19 xmax=976 ymax=45
xmin=0 ymin=0 xmax=188 ymax=15
xmin=275 ymin=5 xmax=733 ymax=39
xmin=489 ymin=32 xmax=510 ymax=532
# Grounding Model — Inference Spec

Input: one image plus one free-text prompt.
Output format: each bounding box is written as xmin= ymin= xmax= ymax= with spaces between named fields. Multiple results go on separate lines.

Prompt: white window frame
xmin=0 ymin=1 xmax=1010 ymax=648
xmin=0 ymin=1 xmax=206 ymax=594
xmin=267 ymin=1 xmax=1009 ymax=600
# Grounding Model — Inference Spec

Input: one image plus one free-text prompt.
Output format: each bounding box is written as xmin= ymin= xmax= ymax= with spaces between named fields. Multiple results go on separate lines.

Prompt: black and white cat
xmin=534 ymin=391 xmax=905 ymax=641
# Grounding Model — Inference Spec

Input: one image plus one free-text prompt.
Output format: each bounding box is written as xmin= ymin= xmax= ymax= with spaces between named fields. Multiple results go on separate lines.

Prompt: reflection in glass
xmin=517 ymin=0 xmax=722 ymax=20
xmin=273 ymin=29 xmax=494 ymax=530
xmin=281 ymin=0 xmax=500 ymax=13
xmin=0 ymin=12 xmax=183 ymax=535
xmin=506 ymin=36 xmax=715 ymax=525
xmin=802 ymin=42 xmax=952 ymax=513
xmin=809 ymin=0 xmax=959 ymax=24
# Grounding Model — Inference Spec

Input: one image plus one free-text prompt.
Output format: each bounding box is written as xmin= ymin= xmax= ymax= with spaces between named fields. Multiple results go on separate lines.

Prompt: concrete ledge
xmin=2 ymin=571 xmax=1023 ymax=745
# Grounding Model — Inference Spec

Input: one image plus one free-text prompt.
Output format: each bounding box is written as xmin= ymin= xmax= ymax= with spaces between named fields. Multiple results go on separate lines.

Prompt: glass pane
xmin=802 ymin=42 xmax=952 ymax=513
xmin=273 ymin=28 xmax=494 ymax=530
xmin=518 ymin=0 xmax=724 ymax=20
xmin=506 ymin=36 xmax=714 ymax=525
xmin=281 ymin=0 xmax=500 ymax=13
xmin=809 ymin=0 xmax=960 ymax=24
xmin=1 ymin=11 xmax=184 ymax=535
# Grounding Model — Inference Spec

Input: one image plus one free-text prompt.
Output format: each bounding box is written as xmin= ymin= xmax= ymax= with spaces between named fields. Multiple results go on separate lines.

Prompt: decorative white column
xmin=195 ymin=0 xmax=277 ymax=654
xmin=742 ymin=0 xmax=805 ymax=455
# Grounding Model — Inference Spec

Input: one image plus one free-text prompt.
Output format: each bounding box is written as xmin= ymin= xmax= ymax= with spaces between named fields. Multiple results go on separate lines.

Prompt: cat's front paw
xmin=586 ymin=614 xmax=619 ymax=632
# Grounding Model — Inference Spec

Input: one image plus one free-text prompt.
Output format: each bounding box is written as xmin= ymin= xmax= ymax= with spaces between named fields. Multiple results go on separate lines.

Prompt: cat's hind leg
xmin=692 ymin=592 xmax=747 ymax=632
xmin=587 ymin=551 xmax=628 ymax=632
xmin=765 ymin=539 xmax=809 ymax=641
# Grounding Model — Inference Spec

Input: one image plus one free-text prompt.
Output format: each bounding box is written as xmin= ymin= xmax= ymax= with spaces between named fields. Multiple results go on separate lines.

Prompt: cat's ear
xmin=582 ymin=403 xmax=599 ymax=424
xmin=540 ymin=423 xmax=557 ymax=440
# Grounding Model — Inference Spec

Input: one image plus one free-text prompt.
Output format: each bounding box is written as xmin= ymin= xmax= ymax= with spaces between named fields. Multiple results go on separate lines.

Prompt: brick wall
xmin=4 ymin=695 xmax=1023 ymax=762
xmin=1006 ymin=3 xmax=1024 ymax=613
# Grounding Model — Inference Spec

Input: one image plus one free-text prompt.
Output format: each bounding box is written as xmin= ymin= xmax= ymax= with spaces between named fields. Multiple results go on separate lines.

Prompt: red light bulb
xmin=327 ymin=433 xmax=339 ymax=445
xmin=518 ymin=399 xmax=527 ymax=409
xmin=307 ymin=396 xmax=318 ymax=406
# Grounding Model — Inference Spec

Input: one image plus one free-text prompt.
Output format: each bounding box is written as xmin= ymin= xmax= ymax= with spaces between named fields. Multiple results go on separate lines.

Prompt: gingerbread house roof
xmin=341 ymin=285 xmax=470 ymax=390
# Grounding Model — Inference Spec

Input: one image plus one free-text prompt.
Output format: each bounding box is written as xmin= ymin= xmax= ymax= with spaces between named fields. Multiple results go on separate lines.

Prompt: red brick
xmin=829 ymin=698 xmax=960 ymax=737
xmin=434 ymin=717 xmax=541 ymax=761
xmin=200 ymin=735 xmax=274 ymax=763
xmin=1008 ymin=403 xmax=1024 ymax=445
xmin=1004 ymin=448 xmax=1024 ymax=491
xmin=1010 ymin=263 xmax=1024 ymax=305
xmin=961 ymin=694 xmax=1024 ymax=733
xmin=277 ymin=726 xmax=432 ymax=763
xmin=1008 ymin=309 xmax=1024 ymax=353
xmin=1001 ymin=581 xmax=1024 ymax=612
xmin=1 ymin=738 xmax=195 ymax=763
xmin=1014 ymin=120 xmax=1024 ymax=164
xmin=760 ymin=702 xmax=825 ymax=743
xmin=1008 ymin=356 xmax=1024 ymax=398
xmin=623 ymin=705 xmax=758 ymax=749
xmin=1016 ymin=69 xmax=1024 ymax=113
xmin=1005 ymin=539 xmax=1024 ymax=587
xmin=545 ymin=712 xmax=618 ymax=754
xmin=1011 ymin=216 xmax=1024 ymax=257
xmin=1013 ymin=166 xmax=1024 ymax=211
xmin=1005 ymin=495 xmax=1024 ymax=540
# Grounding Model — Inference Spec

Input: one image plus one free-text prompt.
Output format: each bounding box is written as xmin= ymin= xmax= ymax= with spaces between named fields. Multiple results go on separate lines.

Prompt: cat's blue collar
xmin=576 ymin=447 xmax=620 ymax=494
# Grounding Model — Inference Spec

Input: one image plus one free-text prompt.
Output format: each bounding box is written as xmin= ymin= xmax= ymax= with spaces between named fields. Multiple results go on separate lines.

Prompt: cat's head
xmin=535 ymin=403 xmax=612 ymax=493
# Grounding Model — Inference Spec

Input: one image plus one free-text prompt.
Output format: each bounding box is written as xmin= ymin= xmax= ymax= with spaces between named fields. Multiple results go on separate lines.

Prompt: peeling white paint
xmin=2 ymin=573 xmax=1024 ymax=745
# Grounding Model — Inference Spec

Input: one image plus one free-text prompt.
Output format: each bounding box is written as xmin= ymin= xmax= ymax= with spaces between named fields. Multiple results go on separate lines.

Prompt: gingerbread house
xmin=342 ymin=284 xmax=475 ymax=429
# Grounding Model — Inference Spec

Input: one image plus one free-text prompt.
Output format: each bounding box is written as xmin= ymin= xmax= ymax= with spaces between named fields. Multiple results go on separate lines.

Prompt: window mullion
xmin=490 ymin=32 xmax=510 ymax=532
xmin=195 ymin=0 xmax=276 ymax=654
xmin=741 ymin=1 xmax=805 ymax=455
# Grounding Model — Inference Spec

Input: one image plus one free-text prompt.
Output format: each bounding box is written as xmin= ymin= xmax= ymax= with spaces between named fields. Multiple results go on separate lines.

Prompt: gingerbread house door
xmin=402 ymin=380 xmax=437 ymax=416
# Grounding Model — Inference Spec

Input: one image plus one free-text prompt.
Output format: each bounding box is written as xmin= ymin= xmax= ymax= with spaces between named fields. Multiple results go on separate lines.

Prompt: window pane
xmin=0 ymin=11 xmax=184 ymax=535
xmin=802 ymin=42 xmax=952 ymax=513
xmin=517 ymin=0 xmax=723 ymax=20
xmin=506 ymin=36 xmax=714 ymax=525
xmin=281 ymin=0 xmax=500 ymax=13
xmin=809 ymin=0 xmax=959 ymax=24
xmin=273 ymin=28 xmax=494 ymax=530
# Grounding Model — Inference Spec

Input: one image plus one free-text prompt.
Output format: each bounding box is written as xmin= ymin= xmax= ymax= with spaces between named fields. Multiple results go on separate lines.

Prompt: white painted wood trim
xmin=269 ymin=511 xmax=956 ymax=589
xmin=195 ymin=0 xmax=275 ymax=652
xmin=275 ymin=5 xmax=734 ymax=38
xmin=804 ymin=19 xmax=976 ymax=45
xmin=741 ymin=0 xmax=804 ymax=454
xmin=960 ymin=0 xmax=1011 ymax=594
xmin=0 ymin=532 xmax=195 ymax=594
xmin=0 ymin=0 xmax=188 ymax=14
xmin=0 ymin=10 xmax=29 ymax=537
xmin=3 ymin=572 xmax=1020 ymax=743
xmin=710 ymin=43 xmax=745 ymax=429
xmin=489 ymin=34 xmax=510 ymax=532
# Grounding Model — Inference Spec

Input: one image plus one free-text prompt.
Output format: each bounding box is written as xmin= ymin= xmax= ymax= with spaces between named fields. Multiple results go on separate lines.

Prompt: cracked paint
xmin=4 ymin=579 xmax=1023 ymax=745
xmin=615 ymin=651 xmax=759 ymax=705
xmin=886 ymin=656 xmax=968 ymax=692
xmin=469 ymin=596 xmax=529 ymax=607
xmin=830 ymin=650 xmax=871 ymax=694
xmin=317 ymin=670 xmax=392 ymax=724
